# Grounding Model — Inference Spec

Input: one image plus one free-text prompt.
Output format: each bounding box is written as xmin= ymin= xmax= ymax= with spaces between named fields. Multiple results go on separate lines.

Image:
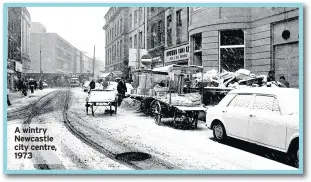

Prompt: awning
xmin=152 ymin=64 xmax=203 ymax=73
xmin=99 ymin=73 xmax=112 ymax=78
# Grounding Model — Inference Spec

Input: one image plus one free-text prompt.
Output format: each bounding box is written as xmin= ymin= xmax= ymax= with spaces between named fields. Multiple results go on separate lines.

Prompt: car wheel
xmin=212 ymin=121 xmax=227 ymax=142
xmin=290 ymin=143 xmax=299 ymax=168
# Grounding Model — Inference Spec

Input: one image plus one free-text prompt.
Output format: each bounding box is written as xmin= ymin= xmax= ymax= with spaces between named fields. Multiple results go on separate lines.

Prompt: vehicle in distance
xmin=206 ymin=87 xmax=299 ymax=167
xmin=69 ymin=77 xmax=80 ymax=87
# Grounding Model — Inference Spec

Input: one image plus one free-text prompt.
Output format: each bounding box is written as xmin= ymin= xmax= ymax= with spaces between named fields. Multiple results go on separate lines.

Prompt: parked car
xmin=42 ymin=82 xmax=48 ymax=88
xmin=83 ymin=81 xmax=90 ymax=92
xmin=206 ymin=87 xmax=299 ymax=167
xmin=69 ymin=77 xmax=80 ymax=87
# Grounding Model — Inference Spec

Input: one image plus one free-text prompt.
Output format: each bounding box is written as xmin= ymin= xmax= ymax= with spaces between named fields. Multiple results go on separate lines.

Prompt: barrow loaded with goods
xmin=85 ymin=89 xmax=118 ymax=116
xmin=130 ymin=64 xmax=206 ymax=129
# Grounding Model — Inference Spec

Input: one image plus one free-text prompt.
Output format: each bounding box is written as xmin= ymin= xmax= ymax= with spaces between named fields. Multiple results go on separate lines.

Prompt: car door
xmin=248 ymin=95 xmax=286 ymax=150
xmin=223 ymin=94 xmax=254 ymax=139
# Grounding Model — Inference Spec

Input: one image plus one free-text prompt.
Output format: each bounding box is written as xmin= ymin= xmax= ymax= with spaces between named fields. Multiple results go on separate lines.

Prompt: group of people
xmin=8 ymin=78 xmax=45 ymax=106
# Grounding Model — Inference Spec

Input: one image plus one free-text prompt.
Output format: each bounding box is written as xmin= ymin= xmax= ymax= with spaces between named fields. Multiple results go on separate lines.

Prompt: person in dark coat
xmin=117 ymin=77 xmax=127 ymax=106
xmin=34 ymin=80 xmax=38 ymax=90
xmin=279 ymin=76 xmax=290 ymax=88
xmin=7 ymin=89 xmax=11 ymax=106
xmin=89 ymin=79 xmax=96 ymax=93
xmin=29 ymin=78 xmax=35 ymax=94
xmin=267 ymin=70 xmax=275 ymax=82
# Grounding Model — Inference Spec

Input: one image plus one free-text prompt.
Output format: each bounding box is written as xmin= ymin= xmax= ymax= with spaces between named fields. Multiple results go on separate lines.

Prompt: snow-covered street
xmin=6 ymin=87 xmax=297 ymax=171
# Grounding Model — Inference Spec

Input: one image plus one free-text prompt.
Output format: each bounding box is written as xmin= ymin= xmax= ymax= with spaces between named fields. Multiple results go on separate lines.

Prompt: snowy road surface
xmin=6 ymin=87 xmax=297 ymax=171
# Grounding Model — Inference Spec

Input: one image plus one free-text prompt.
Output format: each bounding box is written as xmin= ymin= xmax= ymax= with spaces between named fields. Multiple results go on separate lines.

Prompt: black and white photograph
xmin=4 ymin=4 xmax=303 ymax=174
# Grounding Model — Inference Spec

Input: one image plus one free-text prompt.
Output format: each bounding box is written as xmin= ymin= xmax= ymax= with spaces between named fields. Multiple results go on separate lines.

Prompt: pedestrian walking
xmin=89 ymin=79 xmax=96 ymax=94
xmin=34 ymin=80 xmax=38 ymax=90
xmin=7 ymin=89 xmax=11 ymax=106
xmin=279 ymin=76 xmax=290 ymax=88
xmin=117 ymin=77 xmax=127 ymax=106
xmin=21 ymin=80 xmax=28 ymax=96
xmin=39 ymin=79 xmax=43 ymax=90
xmin=29 ymin=78 xmax=35 ymax=94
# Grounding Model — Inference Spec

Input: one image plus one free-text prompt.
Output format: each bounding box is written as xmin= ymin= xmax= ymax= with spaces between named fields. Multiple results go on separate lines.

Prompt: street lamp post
xmin=40 ymin=34 xmax=42 ymax=74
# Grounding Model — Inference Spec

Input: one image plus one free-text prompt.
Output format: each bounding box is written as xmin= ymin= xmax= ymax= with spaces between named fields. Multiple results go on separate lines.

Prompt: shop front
xmin=164 ymin=43 xmax=190 ymax=66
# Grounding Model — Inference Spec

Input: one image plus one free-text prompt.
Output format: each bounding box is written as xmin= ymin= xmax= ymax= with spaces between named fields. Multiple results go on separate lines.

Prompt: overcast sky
xmin=27 ymin=7 xmax=109 ymax=64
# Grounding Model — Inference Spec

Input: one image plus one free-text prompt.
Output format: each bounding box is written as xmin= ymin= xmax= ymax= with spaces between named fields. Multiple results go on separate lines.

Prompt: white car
xmin=206 ymin=87 xmax=299 ymax=167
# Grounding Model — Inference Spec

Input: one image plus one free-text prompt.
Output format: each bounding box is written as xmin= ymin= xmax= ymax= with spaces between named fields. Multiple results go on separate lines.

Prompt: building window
xmin=151 ymin=7 xmax=155 ymax=12
xmin=114 ymin=24 xmax=117 ymax=37
xmin=166 ymin=15 xmax=172 ymax=47
xmin=129 ymin=14 xmax=132 ymax=30
xmin=219 ymin=29 xmax=245 ymax=72
xmin=176 ymin=10 xmax=182 ymax=44
xmin=151 ymin=24 xmax=157 ymax=48
xmin=130 ymin=37 xmax=132 ymax=48
xmin=193 ymin=33 xmax=202 ymax=51
xmin=134 ymin=10 xmax=138 ymax=26
xmin=134 ymin=34 xmax=137 ymax=49
xmin=158 ymin=20 xmax=164 ymax=45
xmin=117 ymin=41 xmax=119 ymax=59
xmin=120 ymin=18 xmax=122 ymax=33
xmin=139 ymin=8 xmax=143 ymax=23
xmin=139 ymin=31 xmax=143 ymax=49
xmin=120 ymin=40 xmax=122 ymax=58
xmin=117 ymin=22 xmax=119 ymax=35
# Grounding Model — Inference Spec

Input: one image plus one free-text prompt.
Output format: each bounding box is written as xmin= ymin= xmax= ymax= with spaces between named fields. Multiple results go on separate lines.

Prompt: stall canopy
xmin=99 ymin=73 xmax=113 ymax=78
xmin=152 ymin=64 xmax=203 ymax=73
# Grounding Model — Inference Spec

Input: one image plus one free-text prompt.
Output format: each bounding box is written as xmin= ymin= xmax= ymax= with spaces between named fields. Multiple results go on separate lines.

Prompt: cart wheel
xmin=191 ymin=112 xmax=199 ymax=129
xmin=91 ymin=104 xmax=94 ymax=116
xmin=86 ymin=102 xmax=89 ymax=115
xmin=154 ymin=102 xmax=162 ymax=125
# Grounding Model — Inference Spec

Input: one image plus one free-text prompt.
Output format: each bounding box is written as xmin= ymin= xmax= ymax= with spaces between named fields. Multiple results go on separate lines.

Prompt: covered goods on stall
xmin=195 ymin=68 xmax=288 ymax=106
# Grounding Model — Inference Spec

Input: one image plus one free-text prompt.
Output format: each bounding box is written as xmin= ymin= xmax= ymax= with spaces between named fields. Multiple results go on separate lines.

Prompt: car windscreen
xmin=279 ymin=93 xmax=299 ymax=115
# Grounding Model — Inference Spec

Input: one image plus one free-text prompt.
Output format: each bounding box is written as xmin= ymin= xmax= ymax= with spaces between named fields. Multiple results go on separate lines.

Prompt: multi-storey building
xmin=8 ymin=7 xmax=22 ymax=90
xmin=164 ymin=7 xmax=190 ymax=66
xmin=21 ymin=8 xmax=31 ymax=73
xmin=103 ymin=7 xmax=129 ymax=78
xmin=146 ymin=7 xmax=166 ymax=68
xmin=128 ymin=7 xmax=148 ymax=69
xmin=189 ymin=7 xmax=299 ymax=87
xmin=7 ymin=7 xmax=31 ymax=90
xmin=30 ymin=22 xmax=46 ymax=33
xmin=29 ymin=33 xmax=75 ymax=74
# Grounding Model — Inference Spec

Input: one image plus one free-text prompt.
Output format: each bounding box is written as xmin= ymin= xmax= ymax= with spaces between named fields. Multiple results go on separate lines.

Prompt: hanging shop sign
xmin=164 ymin=44 xmax=190 ymax=63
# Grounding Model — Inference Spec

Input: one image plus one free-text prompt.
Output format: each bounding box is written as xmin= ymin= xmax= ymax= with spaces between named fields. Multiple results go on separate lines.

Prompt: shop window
xmin=219 ymin=29 xmax=245 ymax=72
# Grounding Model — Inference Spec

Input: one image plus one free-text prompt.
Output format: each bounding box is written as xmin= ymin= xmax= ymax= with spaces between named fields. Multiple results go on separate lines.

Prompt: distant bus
xmin=69 ymin=77 xmax=80 ymax=87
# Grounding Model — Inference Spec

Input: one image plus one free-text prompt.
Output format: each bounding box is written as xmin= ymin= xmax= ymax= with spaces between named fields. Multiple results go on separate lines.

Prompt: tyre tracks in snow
xmin=62 ymin=91 xmax=177 ymax=170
